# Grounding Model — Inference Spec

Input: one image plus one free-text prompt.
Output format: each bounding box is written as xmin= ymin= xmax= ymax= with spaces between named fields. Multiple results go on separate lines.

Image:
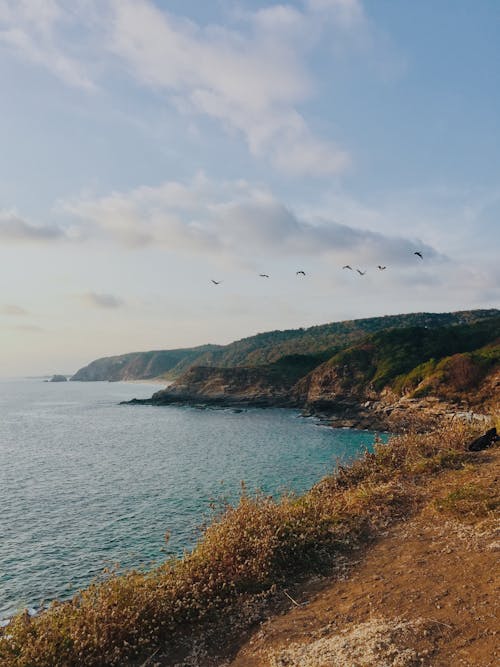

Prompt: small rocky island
xmin=47 ymin=374 xmax=68 ymax=383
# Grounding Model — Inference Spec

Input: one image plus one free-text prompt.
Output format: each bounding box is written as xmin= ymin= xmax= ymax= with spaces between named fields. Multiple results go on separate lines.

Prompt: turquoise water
xmin=0 ymin=379 xmax=377 ymax=620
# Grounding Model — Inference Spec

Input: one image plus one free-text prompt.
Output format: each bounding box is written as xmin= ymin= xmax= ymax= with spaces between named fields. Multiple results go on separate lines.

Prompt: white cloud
xmin=106 ymin=0 xmax=354 ymax=175
xmin=0 ymin=0 xmax=364 ymax=174
xmin=9 ymin=323 xmax=44 ymax=333
xmin=0 ymin=0 xmax=61 ymax=31
xmin=0 ymin=0 xmax=95 ymax=90
xmin=62 ymin=175 xmax=440 ymax=266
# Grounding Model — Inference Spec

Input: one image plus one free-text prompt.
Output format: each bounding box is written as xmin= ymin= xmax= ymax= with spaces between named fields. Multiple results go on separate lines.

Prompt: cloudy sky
xmin=0 ymin=0 xmax=499 ymax=375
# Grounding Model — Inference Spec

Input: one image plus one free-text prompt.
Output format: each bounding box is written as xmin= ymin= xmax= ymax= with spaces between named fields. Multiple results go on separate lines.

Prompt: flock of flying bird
xmin=210 ymin=251 xmax=424 ymax=285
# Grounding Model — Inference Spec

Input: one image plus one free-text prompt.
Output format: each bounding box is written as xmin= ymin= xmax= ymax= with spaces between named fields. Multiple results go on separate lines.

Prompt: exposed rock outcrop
xmin=126 ymin=316 xmax=499 ymax=431
xmin=133 ymin=361 xmax=311 ymax=407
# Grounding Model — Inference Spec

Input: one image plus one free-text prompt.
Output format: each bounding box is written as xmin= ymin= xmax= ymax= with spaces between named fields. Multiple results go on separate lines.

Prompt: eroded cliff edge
xmin=128 ymin=316 xmax=500 ymax=429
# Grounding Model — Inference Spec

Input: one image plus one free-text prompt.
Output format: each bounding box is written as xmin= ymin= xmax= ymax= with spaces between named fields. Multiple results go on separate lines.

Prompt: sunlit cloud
xmin=0 ymin=0 xmax=367 ymax=175
xmin=62 ymin=175 xmax=440 ymax=266
xmin=106 ymin=0 xmax=355 ymax=175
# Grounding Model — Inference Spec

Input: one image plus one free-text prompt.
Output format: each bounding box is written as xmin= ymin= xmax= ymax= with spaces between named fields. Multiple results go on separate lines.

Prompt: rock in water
xmin=48 ymin=374 xmax=68 ymax=383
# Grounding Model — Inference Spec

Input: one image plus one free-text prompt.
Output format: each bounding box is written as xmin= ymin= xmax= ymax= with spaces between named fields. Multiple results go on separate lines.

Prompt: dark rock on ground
xmin=468 ymin=428 xmax=499 ymax=452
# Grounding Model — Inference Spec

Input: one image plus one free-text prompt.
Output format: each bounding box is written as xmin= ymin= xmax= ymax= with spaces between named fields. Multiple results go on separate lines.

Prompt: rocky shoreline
xmin=123 ymin=389 xmax=495 ymax=432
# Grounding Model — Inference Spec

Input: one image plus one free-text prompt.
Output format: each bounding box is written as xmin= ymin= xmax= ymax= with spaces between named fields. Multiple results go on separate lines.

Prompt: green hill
xmin=295 ymin=316 xmax=500 ymax=408
xmin=71 ymin=345 xmax=221 ymax=381
xmin=175 ymin=309 xmax=498 ymax=369
xmin=340 ymin=315 xmax=499 ymax=392
xmin=71 ymin=309 xmax=499 ymax=381
xmin=143 ymin=314 xmax=499 ymax=427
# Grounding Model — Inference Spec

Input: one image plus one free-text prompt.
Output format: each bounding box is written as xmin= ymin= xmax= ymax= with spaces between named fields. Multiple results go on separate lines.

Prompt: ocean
xmin=0 ymin=378 xmax=378 ymax=620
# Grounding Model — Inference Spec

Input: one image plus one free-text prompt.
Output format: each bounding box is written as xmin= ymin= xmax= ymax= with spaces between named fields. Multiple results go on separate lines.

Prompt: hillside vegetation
xmin=396 ymin=340 xmax=500 ymax=399
xmin=71 ymin=309 xmax=498 ymax=381
xmin=71 ymin=345 xmax=221 ymax=381
xmin=176 ymin=310 xmax=497 ymax=370
xmin=296 ymin=315 xmax=500 ymax=405
xmin=145 ymin=315 xmax=499 ymax=426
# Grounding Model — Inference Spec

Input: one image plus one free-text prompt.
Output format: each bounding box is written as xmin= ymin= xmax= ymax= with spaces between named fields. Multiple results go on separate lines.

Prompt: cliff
xmin=145 ymin=354 xmax=325 ymax=407
xmin=294 ymin=317 xmax=500 ymax=414
xmin=142 ymin=316 xmax=500 ymax=428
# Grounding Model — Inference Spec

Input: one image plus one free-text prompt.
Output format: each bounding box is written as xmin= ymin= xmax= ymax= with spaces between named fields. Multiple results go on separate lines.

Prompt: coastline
xmin=2 ymin=422 xmax=497 ymax=666
xmin=123 ymin=390 xmax=496 ymax=432
xmin=3 ymin=384 xmax=376 ymax=625
xmin=68 ymin=378 xmax=171 ymax=385
xmin=125 ymin=378 xmax=172 ymax=386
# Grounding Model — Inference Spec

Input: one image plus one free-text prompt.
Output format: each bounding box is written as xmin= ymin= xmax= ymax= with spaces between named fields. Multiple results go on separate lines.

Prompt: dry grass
xmin=268 ymin=617 xmax=432 ymax=667
xmin=0 ymin=421 xmax=490 ymax=667
xmin=434 ymin=482 xmax=500 ymax=520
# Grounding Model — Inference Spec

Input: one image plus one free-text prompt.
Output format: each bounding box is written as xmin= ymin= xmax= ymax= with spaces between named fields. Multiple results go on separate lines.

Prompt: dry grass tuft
xmin=0 ymin=421 xmax=491 ymax=666
xmin=434 ymin=482 xmax=500 ymax=520
xmin=268 ymin=617 xmax=434 ymax=667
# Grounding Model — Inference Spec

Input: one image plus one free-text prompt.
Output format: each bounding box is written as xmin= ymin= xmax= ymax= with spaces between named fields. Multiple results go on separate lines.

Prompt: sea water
xmin=0 ymin=378 xmax=378 ymax=619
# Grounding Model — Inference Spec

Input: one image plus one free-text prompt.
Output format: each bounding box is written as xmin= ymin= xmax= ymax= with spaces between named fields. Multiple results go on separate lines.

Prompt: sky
xmin=0 ymin=0 xmax=499 ymax=376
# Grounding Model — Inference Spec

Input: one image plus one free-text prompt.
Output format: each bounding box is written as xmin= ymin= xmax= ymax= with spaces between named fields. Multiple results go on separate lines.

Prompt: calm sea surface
xmin=0 ymin=379 xmax=378 ymax=619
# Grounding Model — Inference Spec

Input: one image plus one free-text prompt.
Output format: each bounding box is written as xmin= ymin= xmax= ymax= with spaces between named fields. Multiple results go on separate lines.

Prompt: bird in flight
xmin=259 ymin=273 xmax=270 ymax=278
xmin=414 ymin=251 xmax=423 ymax=259
xmin=296 ymin=270 xmax=306 ymax=276
xmin=211 ymin=280 xmax=221 ymax=285
xmin=356 ymin=269 xmax=366 ymax=275
xmin=378 ymin=265 xmax=387 ymax=270
xmin=342 ymin=265 xmax=352 ymax=270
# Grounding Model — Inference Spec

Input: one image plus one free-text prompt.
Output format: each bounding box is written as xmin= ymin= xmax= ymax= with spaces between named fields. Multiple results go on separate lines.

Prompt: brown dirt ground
xmin=224 ymin=449 xmax=499 ymax=667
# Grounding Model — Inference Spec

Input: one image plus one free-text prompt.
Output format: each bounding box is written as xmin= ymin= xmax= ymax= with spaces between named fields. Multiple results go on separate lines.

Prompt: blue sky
xmin=0 ymin=0 xmax=499 ymax=375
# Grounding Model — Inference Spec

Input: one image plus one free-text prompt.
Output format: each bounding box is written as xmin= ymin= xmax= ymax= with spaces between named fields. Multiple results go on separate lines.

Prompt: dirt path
xmin=228 ymin=450 xmax=499 ymax=667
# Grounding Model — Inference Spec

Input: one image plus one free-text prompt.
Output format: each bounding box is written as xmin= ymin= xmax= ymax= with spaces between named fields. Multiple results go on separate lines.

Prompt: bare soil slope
xmin=228 ymin=450 xmax=499 ymax=667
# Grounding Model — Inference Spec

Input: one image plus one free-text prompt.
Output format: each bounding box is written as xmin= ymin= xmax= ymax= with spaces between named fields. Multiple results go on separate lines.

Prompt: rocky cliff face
xmin=148 ymin=361 xmax=310 ymax=407
xmin=136 ymin=318 xmax=499 ymax=430
xmin=293 ymin=344 xmax=378 ymax=408
xmin=291 ymin=334 xmax=499 ymax=429
xmin=293 ymin=361 xmax=499 ymax=430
